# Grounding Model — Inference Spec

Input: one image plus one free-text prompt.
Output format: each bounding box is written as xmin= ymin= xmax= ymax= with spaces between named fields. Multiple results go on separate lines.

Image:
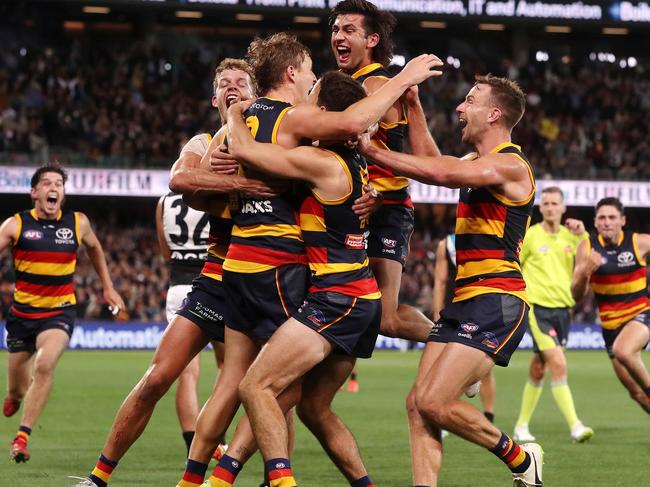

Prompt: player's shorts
xmin=176 ymin=275 xmax=226 ymax=343
xmin=294 ymin=292 xmax=382 ymax=359
xmin=5 ymin=306 xmax=76 ymax=353
xmin=529 ymin=304 xmax=571 ymax=353
xmin=166 ymin=284 xmax=193 ymax=323
xmin=428 ymin=293 xmax=529 ymax=367
xmin=602 ymin=309 xmax=650 ymax=359
xmin=223 ymin=264 xmax=309 ymax=343
xmin=367 ymin=204 xmax=414 ymax=266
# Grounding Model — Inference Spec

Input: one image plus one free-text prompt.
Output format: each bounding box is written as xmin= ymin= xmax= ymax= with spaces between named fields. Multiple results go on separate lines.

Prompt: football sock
xmin=644 ymin=386 xmax=650 ymax=401
xmin=490 ymin=432 xmax=531 ymax=474
xmin=484 ymin=411 xmax=495 ymax=423
xmin=182 ymin=431 xmax=195 ymax=454
xmin=350 ymin=371 xmax=357 ymax=381
xmin=514 ymin=380 xmax=543 ymax=427
xmin=207 ymin=454 xmax=243 ymax=487
xmin=178 ymin=459 xmax=208 ymax=487
xmin=351 ymin=475 xmax=374 ymax=486
xmin=266 ymin=458 xmax=296 ymax=487
xmin=16 ymin=425 xmax=31 ymax=443
xmin=551 ymin=380 xmax=579 ymax=428
xmin=89 ymin=453 xmax=118 ymax=487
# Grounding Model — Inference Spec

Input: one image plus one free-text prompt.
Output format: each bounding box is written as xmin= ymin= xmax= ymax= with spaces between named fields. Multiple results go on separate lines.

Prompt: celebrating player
xmin=572 ymin=197 xmax=650 ymax=414
xmin=359 ymin=74 xmax=543 ymax=486
xmin=1 ymin=165 xmax=125 ymax=463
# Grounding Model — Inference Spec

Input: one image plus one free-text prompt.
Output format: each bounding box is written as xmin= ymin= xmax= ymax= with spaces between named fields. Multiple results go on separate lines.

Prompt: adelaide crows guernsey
xmin=588 ymin=231 xmax=650 ymax=330
xmin=351 ymin=63 xmax=410 ymax=207
xmin=453 ymin=142 xmax=536 ymax=304
xmin=11 ymin=209 xmax=79 ymax=319
xmin=223 ymin=97 xmax=307 ymax=273
xmin=299 ymin=145 xmax=380 ymax=299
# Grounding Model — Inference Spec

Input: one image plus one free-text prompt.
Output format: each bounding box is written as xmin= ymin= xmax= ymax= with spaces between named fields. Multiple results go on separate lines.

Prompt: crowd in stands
xmin=1 ymin=26 xmax=649 ymax=179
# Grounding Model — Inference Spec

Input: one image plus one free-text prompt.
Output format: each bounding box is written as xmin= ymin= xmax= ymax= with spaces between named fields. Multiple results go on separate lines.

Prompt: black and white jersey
xmin=162 ymin=192 xmax=210 ymax=285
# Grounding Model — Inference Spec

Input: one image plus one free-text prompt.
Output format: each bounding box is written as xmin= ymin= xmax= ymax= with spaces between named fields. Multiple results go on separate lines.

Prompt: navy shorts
xmin=223 ymin=264 xmax=309 ymax=343
xmin=429 ymin=293 xmax=529 ymax=367
xmin=5 ymin=306 xmax=76 ymax=353
xmin=176 ymin=275 xmax=227 ymax=343
xmin=367 ymin=204 xmax=414 ymax=266
xmin=294 ymin=292 xmax=382 ymax=359
xmin=602 ymin=309 xmax=650 ymax=359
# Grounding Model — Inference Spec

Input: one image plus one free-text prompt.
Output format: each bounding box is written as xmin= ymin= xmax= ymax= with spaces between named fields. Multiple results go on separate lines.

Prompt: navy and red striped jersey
xmin=223 ymin=97 xmax=307 ymax=273
xmin=588 ymin=231 xmax=650 ymax=330
xmin=11 ymin=209 xmax=79 ymax=319
xmin=453 ymin=143 xmax=536 ymax=304
xmin=299 ymin=145 xmax=380 ymax=299
xmin=351 ymin=63 xmax=411 ymax=208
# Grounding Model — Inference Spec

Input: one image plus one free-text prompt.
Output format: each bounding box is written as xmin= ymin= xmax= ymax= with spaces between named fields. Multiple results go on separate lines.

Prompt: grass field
xmin=1 ymin=349 xmax=648 ymax=486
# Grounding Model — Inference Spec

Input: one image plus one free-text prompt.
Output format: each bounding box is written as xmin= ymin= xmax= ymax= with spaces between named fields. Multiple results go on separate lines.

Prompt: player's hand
xmin=565 ymin=218 xmax=586 ymax=235
xmin=226 ymin=99 xmax=254 ymax=119
xmin=352 ymin=184 xmax=383 ymax=221
xmin=240 ymin=178 xmax=280 ymax=199
xmin=210 ymin=144 xmax=239 ymax=175
xmin=586 ymin=251 xmax=604 ymax=274
xmin=357 ymin=132 xmax=374 ymax=156
xmin=105 ymin=287 xmax=125 ymax=317
xmin=399 ymin=54 xmax=444 ymax=87
xmin=401 ymin=85 xmax=420 ymax=106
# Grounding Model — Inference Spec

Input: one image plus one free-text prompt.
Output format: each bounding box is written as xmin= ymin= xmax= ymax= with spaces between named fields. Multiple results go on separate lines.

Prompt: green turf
xmin=1 ymin=349 xmax=647 ymax=486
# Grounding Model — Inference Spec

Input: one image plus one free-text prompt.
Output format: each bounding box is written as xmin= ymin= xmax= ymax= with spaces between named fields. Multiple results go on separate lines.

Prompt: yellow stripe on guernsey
xmin=202 ymin=272 xmax=223 ymax=282
xmin=300 ymin=213 xmax=326 ymax=232
xmin=14 ymin=214 xmax=22 ymax=242
xmin=14 ymin=290 xmax=76 ymax=308
xmin=591 ymin=278 xmax=646 ymax=295
xmin=486 ymin=142 xmax=536 ymax=206
xmin=14 ymin=260 xmax=76 ymax=276
xmin=310 ymin=258 xmax=371 ymax=276
xmin=457 ymin=259 xmax=521 ymax=281
xmin=367 ymin=177 xmax=409 ymax=193
xmin=222 ymin=260 xmax=276 ymax=274
xmin=601 ymin=302 xmax=649 ymax=321
xmin=456 ymin=217 xmax=505 ymax=238
xmin=231 ymin=224 xmax=302 ymax=240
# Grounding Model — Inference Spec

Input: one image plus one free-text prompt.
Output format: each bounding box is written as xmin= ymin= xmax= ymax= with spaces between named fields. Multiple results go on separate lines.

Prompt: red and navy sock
xmin=15 ymin=425 xmax=31 ymax=443
xmin=351 ymin=475 xmax=374 ymax=486
xmin=266 ymin=458 xmax=296 ymax=487
xmin=206 ymin=454 xmax=244 ymax=487
xmin=89 ymin=453 xmax=118 ymax=487
xmin=484 ymin=411 xmax=495 ymax=423
xmin=178 ymin=459 xmax=208 ymax=487
xmin=489 ymin=432 xmax=530 ymax=474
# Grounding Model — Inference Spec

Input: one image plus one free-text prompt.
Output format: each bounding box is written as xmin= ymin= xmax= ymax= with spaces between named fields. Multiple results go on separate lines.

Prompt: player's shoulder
xmin=181 ymin=133 xmax=212 ymax=157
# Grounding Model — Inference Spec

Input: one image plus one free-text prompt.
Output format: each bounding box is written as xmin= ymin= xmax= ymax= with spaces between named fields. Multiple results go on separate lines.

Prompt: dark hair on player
xmin=474 ymin=74 xmax=526 ymax=130
xmin=317 ymin=71 xmax=367 ymax=111
xmin=31 ymin=164 xmax=67 ymax=188
xmin=596 ymin=197 xmax=624 ymax=215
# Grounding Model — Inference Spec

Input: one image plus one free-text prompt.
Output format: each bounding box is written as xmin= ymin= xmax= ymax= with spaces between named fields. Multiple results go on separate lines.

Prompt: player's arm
xmin=432 ymin=239 xmax=448 ymax=322
xmin=635 ymin=233 xmax=650 ymax=258
xmin=155 ymin=196 xmax=171 ymax=263
xmin=77 ymin=212 xmax=126 ymax=314
xmin=228 ymin=106 xmax=336 ymax=184
xmin=565 ymin=218 xmax=588 ymax=242
xmin=282 ymin=54 xmax=443 ymax=141
xmin=360 ymin=140 xmax=529 ymax=190
xmin=400 ymin=85 xmax=441 ymax=157
xmin=571 ymin=239 xmax=602 ymax=301
xmin=0 ymin=216 xmax=19 ymax=253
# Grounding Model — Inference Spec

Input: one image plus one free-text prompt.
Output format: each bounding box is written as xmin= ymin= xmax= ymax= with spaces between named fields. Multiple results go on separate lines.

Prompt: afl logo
xmin=56 ymin=228 xmax=74 ymax=240
xmin=461 ymin=323 xmax=479 ymax=333
xmin=23 ymin=230 xmax=43 ymax=240
xmin=617 ymin=252 xmax=634 ymax=264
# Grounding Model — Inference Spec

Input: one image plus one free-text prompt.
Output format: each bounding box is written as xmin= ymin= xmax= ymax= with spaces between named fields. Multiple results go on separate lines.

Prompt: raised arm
xmin=77 ymin=212 xmax=126 ymax=314
xmin=432 ymin=239 xmax=449 ymax=322
xmin=282 ymin=54 xmax=443 ymax=141
xmin=402 ymin=86 xmax=441 ymax=157
xmin=155 ymin=196 xmax=171 ymax=263
xmin=571 ymin=239 xmax=602 ymax=302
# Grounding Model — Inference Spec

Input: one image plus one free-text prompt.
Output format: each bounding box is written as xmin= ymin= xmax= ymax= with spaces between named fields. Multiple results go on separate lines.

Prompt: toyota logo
xmin=56 ymin=228 xmax=74 ymax=240
xmin=617 ymin=251 xmax=634 ymax=264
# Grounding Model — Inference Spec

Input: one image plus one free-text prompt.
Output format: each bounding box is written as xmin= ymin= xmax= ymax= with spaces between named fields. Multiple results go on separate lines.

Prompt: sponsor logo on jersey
xmin=23 ymin=230 xmax=43 ymax=240
xmin=345 ymin=234 xmax=365 ymax=249
xmin=539 ymin=245 xmax=549 ymax=253
xmin=382 ymin=237 xmax=397 ymax=248
xmin=307 ymin=309 xmax=326 ymax=326
xmin=55 ymin=227 xmax=75 ymax=245
xmin=617 ymin=251 xmax=635 ymax=267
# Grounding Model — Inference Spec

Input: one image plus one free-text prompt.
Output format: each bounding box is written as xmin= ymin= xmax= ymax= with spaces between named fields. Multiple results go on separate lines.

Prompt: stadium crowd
xmin=1 ymin=28 xmax=650 ymax=179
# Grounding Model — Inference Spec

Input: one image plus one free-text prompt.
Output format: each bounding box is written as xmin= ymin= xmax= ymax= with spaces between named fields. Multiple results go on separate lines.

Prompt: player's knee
xmin=612 ymin=344 xmax=633 ymax=365
xmin=178 ymin=364 xmax=200 ymax=385
xmin=138 ymin=367 xmax=174 ymax=402
xmin=32 ymin=357 xmax=57 ymax=379
xmin=238 ymin=375 xmax=258 ymax=405
xmin=405 ymin=389 xmax=419 ymax=419
xmin=548 ymin=356 xmax=567 ymax=379
xmin=296 ymin=400 xmax=324 ymax=427
xmin=415 ymin=391 xmax=447 ymax=426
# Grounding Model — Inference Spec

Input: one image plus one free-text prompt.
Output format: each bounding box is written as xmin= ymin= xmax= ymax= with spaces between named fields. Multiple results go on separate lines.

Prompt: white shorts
xmin=166 ymin=285 xmax=193 ymax=324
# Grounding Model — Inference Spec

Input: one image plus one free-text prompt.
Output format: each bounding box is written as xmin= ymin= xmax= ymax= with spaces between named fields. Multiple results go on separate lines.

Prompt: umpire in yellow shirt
xmin=513 ymin=187 xmax=594 ymax=443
